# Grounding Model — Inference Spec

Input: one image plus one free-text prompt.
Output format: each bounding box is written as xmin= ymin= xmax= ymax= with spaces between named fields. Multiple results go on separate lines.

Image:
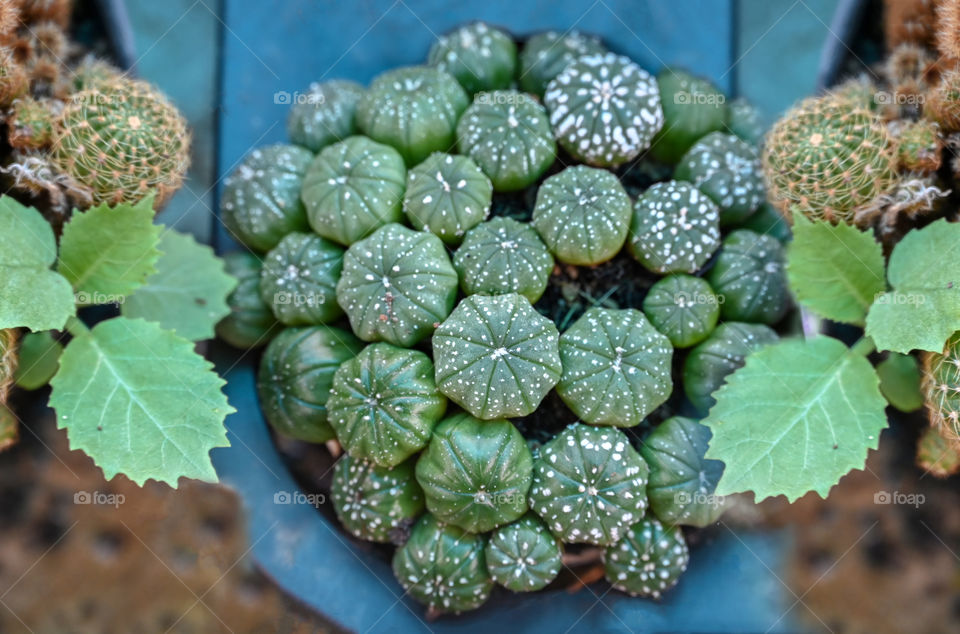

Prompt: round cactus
xmin=428 ymin=22 xmax=517 ymax=94
xmin=327 ymin=343 xmax=447 ymax=467
xmin=926 ymin=69 xmax=960 ymax=131
xmin=726 ymin=97 xmax=766 ymax=145
xmin=286 ymin=80 xmax=363 ymax=152
xmin=300 ymin=136 xmax=406 ymax=246
xmin=50 ymin=77 xmax=190 ymax=207
xmin=257 ymin=326 xmax=363 ymax=443
xmin=604 ymin=517 xmax=689 ymax=598
xmin=356 ymin=66 xmax=469 ymax=166
xmin=738 ymin=202 xmax=792 ymax=244
xmin=642 ymin=274 xmax=720 ymax=348
xmin=707 ymin=229 xmax=789 ymax=325
xmin=259 ymin=232 xmax=344 ymax=326
xmin=518 ymin=31 xmax=605 ymax=97
xmin=484 ymin=514 xmax=563 ymax=592
xmin=7 ymin=96 xmax=56 ymax=150
xmin=557 ymin=308 xmax=673 ymax=427
xmin=331 ymin=453 xmax=424 ymax=543
xmin=415 ymin=414 xmax=533 ymax=533
xmin=455 ymin=218 xmax=553 ymax=302
xmin=0 ymin=47 xmax=28 ymax=107
xmin=628 ymin=180 xmax=721 ymax=274
xmin=433 ymin=293 xmax=562 ymax=420
xmin=893 ymin=119 xmax=942 ymax=173
xmin=456 ymin=90 xmax=556 ymax=192
xmin=221 ymin=144 xmax=313 ymax=252
xmin=675 ymin=131 xmax=765 ymax=226
xmin=215 ymin=251 xmax=278 ymax=349
xmin=922 ymin=332 xmax=960 ymax=447
xmin=916 ymin=425 xmax=960 ymax=478
xmin=762 ymin=95 xmax=897 ymax=225
xmin=545 ymin=52 xmax=663 ymax=167
xmin=531 ymin=165 xmax=632 ymax=265
xmin=650 ymin=69 xmax=727 ymax=164
xmin=336 ymin=223 xmax=458 ymax=347
xmin=641 ymin=416 xmax=725 ymax=527
xmin=530 ymin=423 xmax=649 ymax=545
xmin=683 ymin=321 xmax=778 ymax=412
xmin=392 ymin=515 xmax=492 ymax=613
xmin=403 ymin=152 xmax=491 ymax=244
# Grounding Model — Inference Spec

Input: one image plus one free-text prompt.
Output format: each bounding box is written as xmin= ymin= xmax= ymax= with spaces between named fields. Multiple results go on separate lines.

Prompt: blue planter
xmin=208 ymin=2 xmax=836 ymax=631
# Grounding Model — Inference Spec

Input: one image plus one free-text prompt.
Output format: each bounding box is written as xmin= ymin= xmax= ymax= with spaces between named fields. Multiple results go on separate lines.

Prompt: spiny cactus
xmin=762 ymin=95 xmax=897 ymax=225
xmin=892 ymin=119 xmax=942 ymax=173
xmin=50 ymin=77 xmax=191 ymax=207
xmin=7 ymin=95 xmax=56 ymax=149
xmin=0 ymin=46 xmax=28 ymax=106
xmin=922 ymin=332 xmax=960 ymax=447
xmin=935 ymin=0 xmax=960 ymax=62
xmin=884 ymin=43 xmax=933 ymax=89
xmin=926 ymin=68 xmax=960 ymax=131
xmin=0 ymin=329 xmax=18 ymax=405
xmin=916 ymin=425 xmax=960 ymax=478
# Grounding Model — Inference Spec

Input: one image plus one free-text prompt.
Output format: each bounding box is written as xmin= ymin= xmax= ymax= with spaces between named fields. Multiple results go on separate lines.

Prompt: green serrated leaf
xmin=876 ymin=353 xmax=924 ymax=413
xmin=866 ymin=219 xmax=960 ymax=353
xmin=14 ymin=331 xmax=63 ymax=390
xmin=49 ymin=317 xmax=233 ymax=486
xmin=57 ymin=195 xmax=162 ymax=302
xmin=0 ymin=196 xmax=75 ymax=331
xmin=787 ymin=213 xmax=885 ymax=325
xmin=704 ymin=336 xmax=887 ymax=502
xmin=122 ymin=231 xmax=237 ymax=341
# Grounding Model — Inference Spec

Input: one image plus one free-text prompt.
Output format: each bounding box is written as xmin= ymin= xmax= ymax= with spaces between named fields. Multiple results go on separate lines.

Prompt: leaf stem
xmin=851 ymin=336 xmax=876 ymax=357
xmin=64 ymin=315 xmax=91 ymax=338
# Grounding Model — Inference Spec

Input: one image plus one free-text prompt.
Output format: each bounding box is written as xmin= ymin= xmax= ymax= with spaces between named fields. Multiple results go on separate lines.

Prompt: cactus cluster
xmin=216 ymin=22 xmax=791 ymax=616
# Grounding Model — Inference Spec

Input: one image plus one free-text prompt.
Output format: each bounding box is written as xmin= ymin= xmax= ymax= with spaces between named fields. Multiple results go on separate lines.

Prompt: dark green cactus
xmin=484 ymin=514 xmax=563 ymax=592
xmin=518 ymin=31 xmax=605 ymax=97
xmin=286 ymin=80 xmax=364 ymax=152
xmin=403 ymin=152 xmax=491 ymax=244
xmin=259 ymin=232 xmax=344 ymax=326
xmin=707 ymin=229 xmax=789 ymax=325
xmin=428 ymin=22 xmax=517 ymax=94
xmin=604 ymin=517 xmax=689 ymax=598
xmin=649 ymin=69 xmax=727 ymax=164
xmin=215 ymin=251 xmax=279 ymax=349
xmin=642 ymin=274 xmax=720 ymax=348
xmin=331 ymin=453 xmax=424 ymax=543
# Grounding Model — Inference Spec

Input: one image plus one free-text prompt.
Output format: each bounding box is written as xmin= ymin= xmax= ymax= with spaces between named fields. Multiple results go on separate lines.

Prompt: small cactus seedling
xmin=256 ymin=326 xmax=362 ymax=443
xmin=674 ymin=131 xmax=765 ymax=226
xmin=518 ymin=30 xmax=605 ymax=98
xmin=221 ymin=144 xmax=313 ymax=252
xmin=628 ymin=180 xmax=721 ymax=274
xmin=642 ymin=274 xmax=720 ymax=348
xmin=556 ymin=307 xmax=673 ymax=427
xmin=922 ymin=332 xmax=960 ymax=447
xmin=531 ymin=165 xmax=632 ymax=265
xmin=415 ymin=414 xmax=533 ymax=533
xmin=403 ymin=152 xmax=492 ymax=244
xmin=650 ymin=69 xmax=727 ymax=164
xmin=433 ymin=293 xmax=561 ymax=419
xmin=683 ymin=321 xmax=778 ymax=412
xmin=927 ymin=68 xmax=960 ymax=131
xmin=331 ymin=453 xmax=425 ymax=543
xmin=707 ymin=229 xmax=789 ymax=325
xmin=286 ymin=80 xmax=363 ymax=152
xmin=392 ymin=515 xmax=493 ymax=614
xmin=259 ymin=232 xmax=344 ymax=326
xmin=762 ymin=95 xmax=897 ymax=225
xmin=484 ymin=514 xmax=563 ymax=592
xmin=892 ymin=119 xmax=942 ymax=173
xmin=327 ymin=343 xmax=447 ymax=468
xmin=300 ymin=135 xmax=406 ymax=246
xmin=640 ymin=416 xmax=725 ymax=527
xmin=456 ymin=90 xmax=556 ymax=191
xmin=428 ymin=22 xmax=517 ymax=94
xmin=915 ymin=425 xmax=960 ymax=478
xmin=726 ymin=97 xmax=766 ymax=146
xmin=529 ymin=423 xmax=649 ymax=545
xmin=453 ymin=217 xmax=553 ymax=302
xmin=51 ymin=77 xmax=191 ymax=207
xmin=7 ymin=96 xmax=56 ymax=150
xmin=336 ymin=223 xmax=458 ymax=347
xmin=356 ymin=66 xmax=469 ymax=166
xmin=215 ymin=251 xmax=279 ymax=349
xmin=603 ymin=517 xmax=689 ymax=598
xmin=545 ymin=52 xmax=664 ymax=167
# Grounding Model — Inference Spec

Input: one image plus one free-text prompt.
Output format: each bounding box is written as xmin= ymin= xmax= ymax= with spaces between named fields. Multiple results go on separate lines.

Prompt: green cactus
xmin=300 ymin=136 xmax=406 ymax=246
xmin=403 ymin=152 xmax=491 ymax=244
xmin=518 ymin=31 xmax=605 ymax=97
xmin=456 ymin=90 xmax=556 ymax=191
xmin=707 ymin=229 xmax=789 ymax=325
xmin=529 ymin=423 xmax=649 ymax=545
xmin=545 ymin=52 xmax=663 ymax=167
xmin=557 ymin=308 xmax=673 ymax=427
xmin=642 ymin=274 xmax=720 ymax=348
xmin=433 ymin=293 xmax=561 ymax=420
xmin=336 ymin=223 xmax=458 ymax=347
xmin=0 ymin=329 xmax=18 ymax=405
xmin=762 ymin=95 xmax=897 ymax=225
xmin=331 ymin=453 xmax=425 ymax=543
xmin=650 ymin=69 xmax=727 ymax=164
xmin=256 ymin=326 xmax=362 ymax=443
xmin=7 ymin=96 xmax=56 ymax=150
xmin=51 ymin=77 xmax=191 ymax=207
xmin=215 ymin=251 xmax=279 ymax=349
xmin=286 ymin=80 xmax=363 ymax=152
xmin=221 ymin=144 xmax=313 ymax=252
xmin=259 ymin=232 xmax=344 ymax=326
xmin=927 ymin=68 xmax=960 ymax=131
xmin=604 ymin=517 xmax=689 ymax=598
xmin=893 ymin=119 xmax=942 ymax=173
xmin=531 ymin=165 xmax=632 ymax=265
xmin=428 ymin=22 xmax=517 ymax=94
xmin=327 ymin=343 xmax=447 ymax=468
xmin=726 ymin=97 xmax=766 ymax=145
xmin=415 ymin=414 xmax=533 ymax=533
xmin=453 ymin=217 xmax=553 ymax=302
xmin=628 ymin=180 xmax=721 ymax=274
xmin=357 ymin=66 xmax=469 ymax=166
xmin=484 ymin=514 xmax=563 ymax=592
xmin=737 ymin=202 xmax=791 ymax=243
xmin=922 ymin=332 xmax=960 ymax=448
xmin=916 ymin=425 xmax=960 ymax=478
